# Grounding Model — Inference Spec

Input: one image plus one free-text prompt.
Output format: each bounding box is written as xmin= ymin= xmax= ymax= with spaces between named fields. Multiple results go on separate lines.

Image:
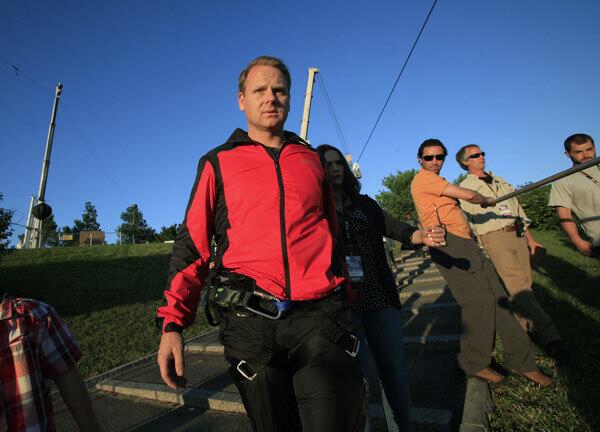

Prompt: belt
xmin=273 ymin=285 xmax=342 ymax=313
xmin=499 ymin=224 xmax=516 ymax=232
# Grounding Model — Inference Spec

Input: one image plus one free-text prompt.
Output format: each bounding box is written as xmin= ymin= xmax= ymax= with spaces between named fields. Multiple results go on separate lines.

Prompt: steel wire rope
xmin=316 ymin=73 xmax=350 ymax=155
xmin=356 ymin=0 xmax=438 ymax=163
xmin=0 ymin=54 xmax=122 ymax=190
xmin=0 ymin=55 xmax=53 ymax=95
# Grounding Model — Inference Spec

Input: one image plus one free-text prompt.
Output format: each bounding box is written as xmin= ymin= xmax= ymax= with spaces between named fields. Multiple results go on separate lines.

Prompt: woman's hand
xmin=412 ymin=226 xmax=446 ymax=248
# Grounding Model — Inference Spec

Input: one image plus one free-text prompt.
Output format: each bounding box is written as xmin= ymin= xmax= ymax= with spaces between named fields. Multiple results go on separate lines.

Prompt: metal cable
xmin=356 ymin=0 xmax=438 ymax=162
xmin=316 ymin=73 xmax=350 ymax=154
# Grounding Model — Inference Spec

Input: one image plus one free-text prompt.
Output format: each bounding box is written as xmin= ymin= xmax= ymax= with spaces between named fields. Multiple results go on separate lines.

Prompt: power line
xmin=0 ymin=55 xmax=53 ymax=96
xmin=316 ymin=73 xmax=350 ymax=155
xmin=356 ymin=0 xmax=438 ymax=163
xmin=0 ymin=53 xmax=122 ymax=190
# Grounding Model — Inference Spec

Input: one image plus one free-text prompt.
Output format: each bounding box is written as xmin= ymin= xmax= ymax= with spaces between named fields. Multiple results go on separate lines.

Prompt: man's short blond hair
xmin=455 ymin=144 xmax=479 ymax=171
xmin=238 ymin=56 xmax=291 ymax=93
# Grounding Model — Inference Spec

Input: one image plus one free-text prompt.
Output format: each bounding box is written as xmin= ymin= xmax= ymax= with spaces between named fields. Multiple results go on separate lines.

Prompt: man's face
xmin=323 ymin=150 xmax=345 ymax=187
xmin=566 ymin=141 xmax=596 ymax=165
xmin=464 ymin=145 xmax=486 ymax=174
xmin=238 ymin=65 xmax=290 ymax=134
xmin=419 ymin=146 xmax=446 ymax=175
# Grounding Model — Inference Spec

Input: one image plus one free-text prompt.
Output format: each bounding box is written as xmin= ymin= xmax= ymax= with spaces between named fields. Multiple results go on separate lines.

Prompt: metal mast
xmin=24 ymin=83 xmax=63 ymax=248
xmin=300 ymin=67 xmax=319 ymax=141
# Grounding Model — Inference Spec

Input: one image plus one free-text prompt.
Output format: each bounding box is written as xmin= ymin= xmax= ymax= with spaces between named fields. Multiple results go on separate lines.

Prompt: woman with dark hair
xmin=316 ymin=144 xmax=445 ymax=432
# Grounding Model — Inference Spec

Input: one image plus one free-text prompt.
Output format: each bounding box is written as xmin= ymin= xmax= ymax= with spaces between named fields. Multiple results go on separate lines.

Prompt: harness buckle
xmin=243 ymin=302 xmax=282 ymax=320
xmin=236 ymin=360 xmax=257 ymax=381
xmin=345 ymin=334 xmax=360 ymax=357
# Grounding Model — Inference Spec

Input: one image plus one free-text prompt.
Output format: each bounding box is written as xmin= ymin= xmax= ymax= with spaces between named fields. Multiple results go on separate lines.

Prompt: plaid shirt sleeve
xmin=37 ymin=305 xmax=82 ymax=377
xmin=0 ymin=298 xmax=82 ymax=432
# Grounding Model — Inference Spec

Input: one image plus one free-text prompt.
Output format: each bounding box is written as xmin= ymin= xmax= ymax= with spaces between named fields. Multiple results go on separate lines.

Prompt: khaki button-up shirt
xmin=548 ymin=165 xmax=600 ymax=245
xmin=459 ymin=172 xmax=530 ymax=236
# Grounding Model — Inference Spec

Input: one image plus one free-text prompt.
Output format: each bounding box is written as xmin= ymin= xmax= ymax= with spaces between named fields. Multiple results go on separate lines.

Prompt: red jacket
xmin=157 ymin=129 xmax=346 ymax=332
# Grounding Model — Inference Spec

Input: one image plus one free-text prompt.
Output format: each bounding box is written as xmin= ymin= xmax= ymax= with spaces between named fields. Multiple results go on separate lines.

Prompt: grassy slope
xmin=491 ymin=230 xmax=600 ymax=432
xmin=0 ymin=243 xmax=210 ymax=379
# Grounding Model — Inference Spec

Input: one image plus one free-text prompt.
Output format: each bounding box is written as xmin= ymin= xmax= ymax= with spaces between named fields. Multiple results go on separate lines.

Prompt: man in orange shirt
xmin=410 ymin=139 xmax=552 ymax=387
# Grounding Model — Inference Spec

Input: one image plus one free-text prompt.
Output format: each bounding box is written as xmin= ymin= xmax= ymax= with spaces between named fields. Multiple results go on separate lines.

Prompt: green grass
xmin=0 ymin=244 xmax=211 ymax=379
xmin=490 ymin=230 xmax=600 ymax=431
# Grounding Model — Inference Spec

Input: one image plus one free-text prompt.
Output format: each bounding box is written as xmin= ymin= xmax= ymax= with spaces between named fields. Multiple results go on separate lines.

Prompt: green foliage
xmin=157 ymin=224 xmax=180 ymax=242
xmin=517 ymin=184 xmax=559 ymax=231
xmin=0 ymin=193 xmax=14 ymax=256
xmin=453 ymin=172 xmax=467 ymax=186
xmin=376 ymin=169 xmax=417 ymax=221
xmin=74 ymin=201 xmax=101 ymax=232
xmin=117 ymin=204 xmax=157 ymax=244
xmin=40 ymin=214 xmax=59 ymax=247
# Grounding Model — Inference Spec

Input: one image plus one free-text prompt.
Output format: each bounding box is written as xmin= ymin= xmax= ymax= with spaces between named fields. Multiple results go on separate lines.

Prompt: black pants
xmin=430 ymin=233 xmax=537 ymax=375
xmin=219 ymin=291 xmax=366 ymax=432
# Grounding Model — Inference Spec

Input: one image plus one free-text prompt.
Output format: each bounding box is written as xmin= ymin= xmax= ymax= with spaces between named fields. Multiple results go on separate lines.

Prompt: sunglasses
xmin=467 ymin=151 xmax=486 ymax=159
xmin=422 ymin=154 xmax=446 ymax=161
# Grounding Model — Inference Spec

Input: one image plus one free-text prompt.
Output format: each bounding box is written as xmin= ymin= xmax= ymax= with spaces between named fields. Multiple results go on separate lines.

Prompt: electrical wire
xmin=0 ymin=54 xmax=122 ymax=190
xmin=316 ymin=73 xmax=350 ymax=155
xmin=356 ymin=0 xmax=438 ymax=163
xmin=0 ymin=55 xmax=53 ymax=95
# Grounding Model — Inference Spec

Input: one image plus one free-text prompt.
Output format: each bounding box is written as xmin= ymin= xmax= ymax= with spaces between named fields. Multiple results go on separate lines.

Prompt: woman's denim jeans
xmin=352 ymin=307 xmax=411 ymax=432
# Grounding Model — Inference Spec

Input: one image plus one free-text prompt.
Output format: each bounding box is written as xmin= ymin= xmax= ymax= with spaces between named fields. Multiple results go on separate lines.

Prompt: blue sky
xmin=2 ymin=0 xmax=599 ymax=244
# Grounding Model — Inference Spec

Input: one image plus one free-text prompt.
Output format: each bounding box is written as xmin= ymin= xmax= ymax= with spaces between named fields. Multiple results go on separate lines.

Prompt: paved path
xmin=55 ymin=248 xmax=483 ymax=431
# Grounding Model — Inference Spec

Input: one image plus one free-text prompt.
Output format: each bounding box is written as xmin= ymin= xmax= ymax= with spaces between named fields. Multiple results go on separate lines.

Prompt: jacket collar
xmin=225 ymin=128 xmax=309 ymax=147
xmin=465 ymin=171 xmax=494 ymax=181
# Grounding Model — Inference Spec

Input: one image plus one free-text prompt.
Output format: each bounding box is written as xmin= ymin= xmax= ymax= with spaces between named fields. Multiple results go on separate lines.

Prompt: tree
xmin=116 ymin=204 xmax=157 ymax=244
xmin=157 ymin=224 xmax=180 ymax=242
xmin=0 ymin=193 xmax=14 ymax=257
xmin=376 ymin=169 xmax=417 ymax=222
xmin=453 ymin=173 xmax=468 ymax=186
xmin=517 ymin=184 xmax=559 ymax=231
xmin=40 ymin=214 xmax=59 ymax=247
xmin=73 ymin=201 xmax=101 ymax=232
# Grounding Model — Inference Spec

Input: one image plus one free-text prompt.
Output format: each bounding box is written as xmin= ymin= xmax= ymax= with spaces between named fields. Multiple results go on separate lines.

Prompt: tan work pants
xmin=479 ymin=229 xmax=561 ymax=346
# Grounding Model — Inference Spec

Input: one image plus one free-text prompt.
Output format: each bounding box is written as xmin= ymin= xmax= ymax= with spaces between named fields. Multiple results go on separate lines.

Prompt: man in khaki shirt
xmin=548 ymin=133 xmax=600 ymax=257
xmin=456 ymin=144 xmax=567 ymax=358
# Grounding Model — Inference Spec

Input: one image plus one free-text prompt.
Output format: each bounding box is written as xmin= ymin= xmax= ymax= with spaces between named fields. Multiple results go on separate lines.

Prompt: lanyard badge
xmin=345 ymin=256 xmax=364 ymax=282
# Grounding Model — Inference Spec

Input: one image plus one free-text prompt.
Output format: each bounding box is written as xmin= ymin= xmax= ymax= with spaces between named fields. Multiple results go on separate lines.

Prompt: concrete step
xmin=94 ymin=335 xmax=462 ymax=431
xmin=96 ymin=378 xmax=453 ymax=430
xmin=401 ymin=307 xmax=462 ymax=340
xmin=398 ymin=257 xmax=432 ymax=266
xmin=396 ymin=267 xmax=440 ymax=279
xmin=397 ymin=274 xmax=445 ymax=287
xmin=396 ymin=263 xmax=437 ymax=272
xmin=401 ymin=288 xmax=457 ymax=310
xmin=398 ymin=285 xmax=448 ymax=301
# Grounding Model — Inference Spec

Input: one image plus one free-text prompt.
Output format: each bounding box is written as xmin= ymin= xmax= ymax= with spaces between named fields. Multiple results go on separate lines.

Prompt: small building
xmin=79 ymin=230 xmax=105 ymax=246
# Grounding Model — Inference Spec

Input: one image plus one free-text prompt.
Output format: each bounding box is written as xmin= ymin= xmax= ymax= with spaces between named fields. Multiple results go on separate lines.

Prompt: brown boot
xmin=514 ymin=370 xmax=554 ymax=388
xmin=469 ymin=366 xmax=506 ymax=385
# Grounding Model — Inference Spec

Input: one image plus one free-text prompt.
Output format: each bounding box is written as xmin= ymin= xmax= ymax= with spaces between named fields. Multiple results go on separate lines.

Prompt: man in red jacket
xmin=156 ymin=56 xmax=365 ymax=432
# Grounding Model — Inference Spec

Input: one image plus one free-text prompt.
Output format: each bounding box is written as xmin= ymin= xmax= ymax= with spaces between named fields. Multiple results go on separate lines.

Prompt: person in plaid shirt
xmin=0 ymin=291 xmax=100 ymax=431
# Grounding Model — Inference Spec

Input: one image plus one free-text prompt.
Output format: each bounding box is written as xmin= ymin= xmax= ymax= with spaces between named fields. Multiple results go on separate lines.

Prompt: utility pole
xmin=345 ymin=153 xmax=362 ymax=179
xmin=22 ymin=195 xmax=36 ymax=248
xmin=24 ymin=83 xmax=63 ymax=248
xmin=300 ymin=67 xmax=319 ymax=142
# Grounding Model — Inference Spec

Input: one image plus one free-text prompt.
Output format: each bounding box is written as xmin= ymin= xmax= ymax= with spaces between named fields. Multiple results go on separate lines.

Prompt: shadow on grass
xmin=529 ymin=253 xmax=600 ymax=431
xmin=0 ymin=253 xmax=171 ymax=318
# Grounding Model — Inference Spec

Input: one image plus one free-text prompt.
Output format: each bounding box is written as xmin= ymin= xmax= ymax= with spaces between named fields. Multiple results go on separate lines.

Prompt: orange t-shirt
xmin=410 ymin=169 xmax=472 ymax=239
